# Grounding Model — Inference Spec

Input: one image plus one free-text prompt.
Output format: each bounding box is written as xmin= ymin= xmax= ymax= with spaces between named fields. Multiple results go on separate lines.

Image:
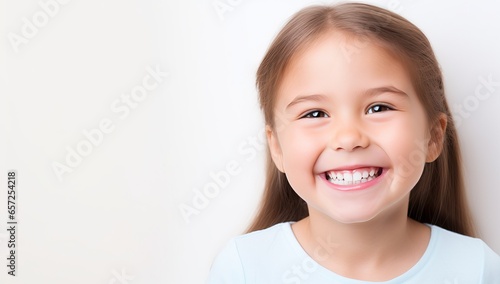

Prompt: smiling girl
xmin=207 ymin=3 xmax=500 ymax=283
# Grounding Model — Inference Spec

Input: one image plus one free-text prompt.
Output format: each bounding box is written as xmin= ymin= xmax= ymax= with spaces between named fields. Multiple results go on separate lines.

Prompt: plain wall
xmin=1 ymin=0 xmax=499 ymax=283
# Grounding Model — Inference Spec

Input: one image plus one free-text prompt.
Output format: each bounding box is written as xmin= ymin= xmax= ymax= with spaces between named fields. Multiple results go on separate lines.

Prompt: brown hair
xmin=248 ymin=3 xmax=475 ymax=236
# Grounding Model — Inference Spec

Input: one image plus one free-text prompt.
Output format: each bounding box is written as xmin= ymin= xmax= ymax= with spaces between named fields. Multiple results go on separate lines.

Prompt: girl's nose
xmin=329 ymin=121 xmax=369 ymax=152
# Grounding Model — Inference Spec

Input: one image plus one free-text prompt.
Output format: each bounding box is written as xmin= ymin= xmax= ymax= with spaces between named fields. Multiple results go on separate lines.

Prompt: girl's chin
xmin=309 ymin=205 xmax=384 ymax=225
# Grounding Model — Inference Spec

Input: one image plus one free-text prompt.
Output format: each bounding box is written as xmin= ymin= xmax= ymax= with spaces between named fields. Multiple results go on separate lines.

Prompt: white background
xmin=1 ymin=0 xmax=499 ymax=283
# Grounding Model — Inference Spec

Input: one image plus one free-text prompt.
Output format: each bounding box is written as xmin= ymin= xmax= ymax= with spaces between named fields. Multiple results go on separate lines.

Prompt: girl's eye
xmin=366 ymin=104 xmax=393 ymax=114
xmin=302 ymin=110 xmax=329 ymax=119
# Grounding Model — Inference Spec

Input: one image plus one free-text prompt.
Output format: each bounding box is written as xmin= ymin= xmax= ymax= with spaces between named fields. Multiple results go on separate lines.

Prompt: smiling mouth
xmin=324 ymin=167 xmax=383 ymax=185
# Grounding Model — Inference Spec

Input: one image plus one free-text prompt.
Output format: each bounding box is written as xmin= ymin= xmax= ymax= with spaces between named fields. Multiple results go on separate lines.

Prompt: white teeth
xmin=344 ymin=172 xmax=353 ymax=182
xmin=353 ymin=172 xmax=362 ymax=182
xmin=326 ymin=167 xmax=381 ymax=185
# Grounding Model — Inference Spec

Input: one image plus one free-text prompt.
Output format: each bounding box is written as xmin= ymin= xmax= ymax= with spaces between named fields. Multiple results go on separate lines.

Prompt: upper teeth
xmin=326 ymin=167 xmax=380 ymax=185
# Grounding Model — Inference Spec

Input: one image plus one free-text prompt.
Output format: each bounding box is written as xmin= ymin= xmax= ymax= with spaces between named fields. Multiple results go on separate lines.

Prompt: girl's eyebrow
xmin=286 ymin=94 xmax=328 ymax=110
xmin=364 ymin=86 xmax=408 ymax=97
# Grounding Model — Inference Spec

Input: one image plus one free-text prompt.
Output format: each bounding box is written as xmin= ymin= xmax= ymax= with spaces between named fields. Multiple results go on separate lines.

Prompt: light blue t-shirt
xmin=207 ymin=222 xmax=500 ymax=283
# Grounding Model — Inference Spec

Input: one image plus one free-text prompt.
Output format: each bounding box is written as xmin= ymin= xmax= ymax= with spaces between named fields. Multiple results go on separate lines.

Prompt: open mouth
xmin=324 ymin=167 xmax=383 ymax=186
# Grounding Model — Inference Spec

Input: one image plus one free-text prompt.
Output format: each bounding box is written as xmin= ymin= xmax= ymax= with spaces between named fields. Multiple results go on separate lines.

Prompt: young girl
xmin=207 ymin=3 xmax=500 ymax=283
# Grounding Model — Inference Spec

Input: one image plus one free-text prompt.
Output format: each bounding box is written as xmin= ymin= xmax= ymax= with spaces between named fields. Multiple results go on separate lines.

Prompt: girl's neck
xmin=291 ymin=201 xmax=430 ymax=281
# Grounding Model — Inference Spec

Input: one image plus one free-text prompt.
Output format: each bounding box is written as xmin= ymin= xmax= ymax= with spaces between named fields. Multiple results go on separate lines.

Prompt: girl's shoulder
xmin=429 ymin=224 xmax=495 ymax=252
xmin=217 ymin=222 xmax=296 ymax=262
xmin=425 ymin=224 xmax=500 ymax=280
xmin=232 ymin=222 xmax=293 ymax=246
xmin=206 ymin=222 xmax=298 ymax=283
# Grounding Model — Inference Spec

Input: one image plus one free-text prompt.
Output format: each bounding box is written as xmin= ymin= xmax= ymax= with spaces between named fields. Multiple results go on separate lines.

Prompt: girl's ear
xmin=426 ymin=113 xmax=447 ymax=163
xmin=266 ymin=125 xmax=285 ymax=172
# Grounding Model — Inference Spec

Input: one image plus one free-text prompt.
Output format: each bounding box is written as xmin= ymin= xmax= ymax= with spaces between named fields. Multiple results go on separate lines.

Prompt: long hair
xmin=247 ymin=3 xmax=475 ymax=236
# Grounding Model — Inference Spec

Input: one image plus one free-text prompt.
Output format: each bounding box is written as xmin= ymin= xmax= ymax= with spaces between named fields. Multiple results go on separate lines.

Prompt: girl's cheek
xmin=282 ymin=130 xmax=323 ymax=166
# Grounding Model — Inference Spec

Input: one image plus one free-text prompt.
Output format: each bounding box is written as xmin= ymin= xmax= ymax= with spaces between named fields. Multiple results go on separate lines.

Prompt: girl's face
xmin=267 ymin=32 xmax=445 ymax=224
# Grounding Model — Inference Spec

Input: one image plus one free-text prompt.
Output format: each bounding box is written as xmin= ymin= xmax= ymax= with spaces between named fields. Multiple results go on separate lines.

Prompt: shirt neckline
xmin=281 ymin=222 xmax=439 ymax=283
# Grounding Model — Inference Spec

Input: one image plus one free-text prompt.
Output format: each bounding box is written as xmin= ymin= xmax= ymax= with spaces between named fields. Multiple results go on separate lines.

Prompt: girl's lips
xmin=320 ymin=167 xmax=387 ymax=191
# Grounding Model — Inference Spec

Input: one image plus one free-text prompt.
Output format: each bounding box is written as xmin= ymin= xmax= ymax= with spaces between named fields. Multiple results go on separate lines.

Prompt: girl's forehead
xmin=276 ymin=32 xmax=414 ymax=103
xmin=287 ymin=31 xmax=402 ymax=73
